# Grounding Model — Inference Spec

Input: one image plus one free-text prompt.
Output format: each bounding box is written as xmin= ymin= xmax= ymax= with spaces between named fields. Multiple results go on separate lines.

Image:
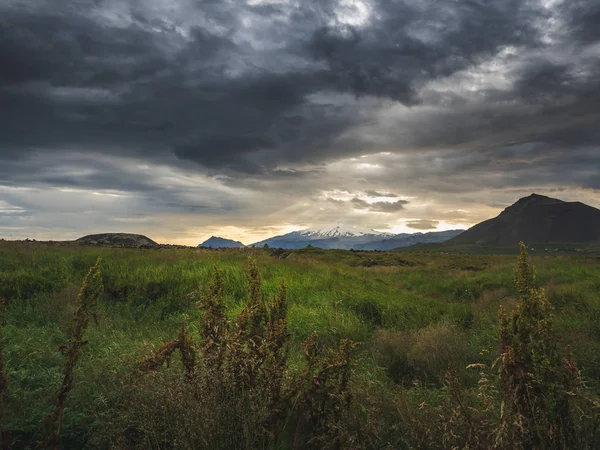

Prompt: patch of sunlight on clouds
xmin=93 ymin=191 xmax=123 ymax=197
xmin=332 ymin=0 xmax=372 ymax=28
xmin=356 ymin=163 xmax=382 ymax=170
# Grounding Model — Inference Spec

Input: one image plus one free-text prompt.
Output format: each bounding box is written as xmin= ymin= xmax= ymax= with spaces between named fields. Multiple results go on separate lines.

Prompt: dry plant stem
xmin=135 ymin=322 xmax=196 ymax=378
xmin=39 ymin=258 xmax=103 ymax=449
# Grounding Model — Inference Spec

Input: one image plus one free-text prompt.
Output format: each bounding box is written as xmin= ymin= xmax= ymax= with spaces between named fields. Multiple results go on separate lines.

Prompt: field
xmin=1 ymin=242 xmax=600 ymax=448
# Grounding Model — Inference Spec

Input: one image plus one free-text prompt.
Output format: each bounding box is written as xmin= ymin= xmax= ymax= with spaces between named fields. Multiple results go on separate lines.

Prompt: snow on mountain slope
xmin=251 ymin=225 xmax=462 ymax=250
xmin=292 ymin=225 xmax=392 ymax=238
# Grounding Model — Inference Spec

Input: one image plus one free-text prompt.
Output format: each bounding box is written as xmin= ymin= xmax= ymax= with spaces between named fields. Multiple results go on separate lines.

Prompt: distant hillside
xmin=198 ymin=236 xmax=245 ymax=248
xmin=251 ymin=225 xmax=463 ymax=250
xmin=355 ymin=230 xmax=464 ymax=250
xmin=76 ymin=233 xmax=158 ymax=247
xmin=449 ymin=193 xmax=600 ymax=248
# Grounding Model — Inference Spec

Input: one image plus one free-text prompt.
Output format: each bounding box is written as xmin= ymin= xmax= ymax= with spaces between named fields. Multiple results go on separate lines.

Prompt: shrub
xmin=438 ymin=243 xmax=600 ymax=450
xmin=423 ymin=243 xmax=600 ymax=450
xmin=126 ymin=259 xmax=357 ymax=449
xmin=495 ymin=242 xmax=580 ymax=449
xmin=293 ymin=333 xmax=358 ymax=449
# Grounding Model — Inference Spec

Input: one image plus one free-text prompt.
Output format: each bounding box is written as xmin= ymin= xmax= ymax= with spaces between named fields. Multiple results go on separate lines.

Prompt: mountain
xmin=76 ymin=233 xmax=158 ymax=247
xmin=354 ymin=230 xmax=464 ymax=250
xmin=251 ymin=225 xmax=463 ymax=250
xmin=199 ymin=236 xmax=245 ymax=248
xmin=449 ymin=193 xmax=600 ymax=247
xmin=289 ymin=225 xmax=394 ymax=239
xmin=251 ymin=225 xmax=389 ymax=250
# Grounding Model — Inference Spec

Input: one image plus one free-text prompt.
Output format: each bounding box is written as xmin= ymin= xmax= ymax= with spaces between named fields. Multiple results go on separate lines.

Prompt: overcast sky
xmin=1 ymin=0 xmax=599 ymax=245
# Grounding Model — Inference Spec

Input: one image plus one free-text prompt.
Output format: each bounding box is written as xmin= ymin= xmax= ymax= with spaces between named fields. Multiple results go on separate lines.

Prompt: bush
xmin=440 ymin=243 xmax=600 ymax=450
xmin=115 ymin=260 xmax=358 ymax=449
xmin=495 ymin=242 xmax=580 ymax=449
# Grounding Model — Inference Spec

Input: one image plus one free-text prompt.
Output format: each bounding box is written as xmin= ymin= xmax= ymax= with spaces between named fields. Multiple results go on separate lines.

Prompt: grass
xmin=1 ymin=241 xmax=600 ymax=448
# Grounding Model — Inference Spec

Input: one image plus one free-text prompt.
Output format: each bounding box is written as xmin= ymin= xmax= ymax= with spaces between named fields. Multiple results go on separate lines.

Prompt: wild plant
xmin=135 ymin=321 xmax=196 ymax=379
xmin=39 ymin=258 xmax=103 ymax=448
xmin=133 ymin=259 xmax=357 ymax=449
xmin=433 ymin=242 xmax=600 ymax=450
xmin=199 ymin=266 xmax=228 ymax=370
xmin=293 ymin=333 xmax=358 ymax=450
xmin=495 ymin=242 xmax=578 ymax=449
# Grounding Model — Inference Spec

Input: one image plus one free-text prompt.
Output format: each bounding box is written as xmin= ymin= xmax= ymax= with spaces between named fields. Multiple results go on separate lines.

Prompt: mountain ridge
xmin=448 ymin=193 xmax=600 ymax=248
xmin=354 ymin=230 xmax=464 ymax=250
xmin=250 ymin=226 xmax=464 ymax=250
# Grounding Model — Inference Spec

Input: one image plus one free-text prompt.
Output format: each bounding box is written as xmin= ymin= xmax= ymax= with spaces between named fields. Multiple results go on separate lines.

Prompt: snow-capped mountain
xmin=291 ymin=225 xmax=393 ymax=239
xmin=251 ymin=225 xmax=463 ymax=250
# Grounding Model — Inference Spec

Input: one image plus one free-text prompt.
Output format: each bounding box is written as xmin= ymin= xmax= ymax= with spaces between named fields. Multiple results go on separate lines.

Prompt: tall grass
xmin=0 ymin=242 xmax=599 ymax=448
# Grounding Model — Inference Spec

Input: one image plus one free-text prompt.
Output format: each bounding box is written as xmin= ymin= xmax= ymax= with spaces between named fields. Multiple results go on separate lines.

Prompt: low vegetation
xmin=1 ymin=241 xmax=599 ymax=448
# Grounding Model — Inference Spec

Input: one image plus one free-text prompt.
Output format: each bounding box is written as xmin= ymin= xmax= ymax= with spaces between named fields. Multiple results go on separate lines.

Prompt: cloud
xmin=406 ymin=220 xmax=439 ymax=230
xmin=0 ymin=0 xmax=599 ymax=243
xmin=364 ymin=190 xmax=398 ymax=198
xmin=350 ymin=197 xmax=409 ymax=213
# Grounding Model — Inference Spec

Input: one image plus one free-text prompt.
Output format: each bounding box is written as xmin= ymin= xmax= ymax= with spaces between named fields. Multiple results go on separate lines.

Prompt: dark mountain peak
xmin=452 ymin=194 xmax=600 ymax=247
xmin=514 ymin=193 xmax=562 ymax=204
xmin=500 ymin=193 xmax=564 ymax=217
xmin=526 ymin=192 xmax=549 ymax=199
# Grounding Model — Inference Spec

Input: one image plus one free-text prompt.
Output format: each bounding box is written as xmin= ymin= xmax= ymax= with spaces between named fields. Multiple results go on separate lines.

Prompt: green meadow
xmin=1 ymin=242 xmax=600 ymax=448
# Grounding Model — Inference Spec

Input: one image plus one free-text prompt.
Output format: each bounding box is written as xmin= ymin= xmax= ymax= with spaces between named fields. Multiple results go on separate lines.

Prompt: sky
xmin=1 ymin=0 xmax=599 ymax=245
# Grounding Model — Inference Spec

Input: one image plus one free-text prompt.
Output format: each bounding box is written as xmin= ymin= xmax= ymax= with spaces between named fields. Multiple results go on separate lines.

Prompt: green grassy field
xmin=1 ymin=242 xmax=600 ymax=448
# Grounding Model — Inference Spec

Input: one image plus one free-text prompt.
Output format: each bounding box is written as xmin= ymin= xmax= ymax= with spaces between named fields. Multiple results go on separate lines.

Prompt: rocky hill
xmin=76 ymin=233 xmax=158 ymax=248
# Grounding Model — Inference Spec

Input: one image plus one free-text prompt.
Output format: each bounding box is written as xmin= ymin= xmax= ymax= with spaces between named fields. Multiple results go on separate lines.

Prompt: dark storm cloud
xmin=360 ymin=145 xmax=600 ymax=198
xmin=350 ymin=197 xmax=409 ymax=213
xmin=325 ymin=196 xmax=408 ymax=213
xmin=561 ymin=0 xmax=600 ymax=44
xmin=0 ymin=0 xmax=599 ymax=218
xmin=306 ymin=0 xmax=539 ymax=104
